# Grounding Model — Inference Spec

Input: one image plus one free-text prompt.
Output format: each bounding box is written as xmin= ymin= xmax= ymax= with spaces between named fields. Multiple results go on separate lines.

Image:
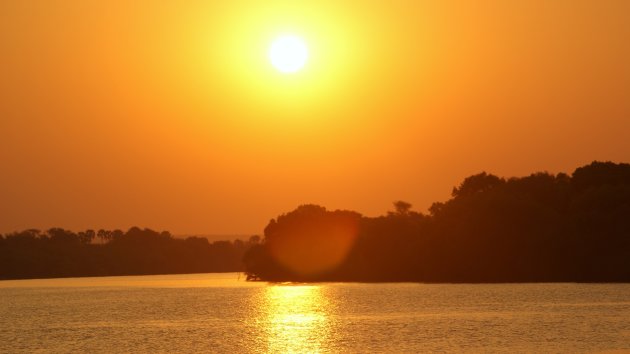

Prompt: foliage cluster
xmin=244 ymin=161 xmax=630 ymax=282
xmin=0 ymin=227 xmax=258 ymax=279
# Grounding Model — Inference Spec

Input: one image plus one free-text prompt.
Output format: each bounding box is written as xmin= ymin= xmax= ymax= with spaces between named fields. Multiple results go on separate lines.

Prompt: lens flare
xmin=266 ymin=209 xmax=359 ymax=276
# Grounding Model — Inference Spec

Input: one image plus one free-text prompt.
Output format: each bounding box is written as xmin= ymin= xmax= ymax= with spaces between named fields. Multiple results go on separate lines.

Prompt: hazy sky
xmin=1 ymin=0 xmax=629 ymax=235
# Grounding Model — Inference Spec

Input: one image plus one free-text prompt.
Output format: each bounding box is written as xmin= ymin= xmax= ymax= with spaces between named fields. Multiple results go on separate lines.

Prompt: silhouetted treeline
xmin=244 ymin=161 xmax=630 ymax=282
xmin=0 ymin=227 xmax=258 ymax=280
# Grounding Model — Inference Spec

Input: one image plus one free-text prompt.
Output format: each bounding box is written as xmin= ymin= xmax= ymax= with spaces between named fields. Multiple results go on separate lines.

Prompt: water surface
xmin=1 ymin=273 xmax=629 ymax=353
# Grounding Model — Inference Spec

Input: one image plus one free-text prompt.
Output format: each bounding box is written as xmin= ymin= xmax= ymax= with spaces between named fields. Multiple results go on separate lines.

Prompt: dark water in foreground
xmin=1 ymin=273 xmax=629 ymax=353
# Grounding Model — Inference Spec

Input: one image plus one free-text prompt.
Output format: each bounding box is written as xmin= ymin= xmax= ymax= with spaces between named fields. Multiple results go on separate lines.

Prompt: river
xmin=1 ymin=273 xmax=629 ymax=353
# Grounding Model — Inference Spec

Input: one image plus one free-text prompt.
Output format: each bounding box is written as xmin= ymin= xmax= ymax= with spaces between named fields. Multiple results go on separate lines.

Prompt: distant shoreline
xmin=2 ymin=271 xmax=629 ymax=284
xmin=3 ymin=162 xmax=629 ymax=284
xmin=0 ymin=228 xmax=256 ymax=281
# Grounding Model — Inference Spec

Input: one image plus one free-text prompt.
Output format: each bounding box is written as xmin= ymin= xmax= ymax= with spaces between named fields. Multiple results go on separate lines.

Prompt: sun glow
xmin=268 ymin=35 xmax=309 ymax=73
xmin=205 ymin=2 xmax=371 ymax=121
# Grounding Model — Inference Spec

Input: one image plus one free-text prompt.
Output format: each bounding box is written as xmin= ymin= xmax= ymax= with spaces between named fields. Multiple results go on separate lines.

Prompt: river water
xmin=1 ymin=273 xmax=628 ymax=353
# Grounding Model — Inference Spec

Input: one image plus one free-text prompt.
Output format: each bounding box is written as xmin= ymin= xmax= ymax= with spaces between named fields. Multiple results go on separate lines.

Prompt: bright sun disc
xmin=269 ymin=35 xmax=309 ymax=74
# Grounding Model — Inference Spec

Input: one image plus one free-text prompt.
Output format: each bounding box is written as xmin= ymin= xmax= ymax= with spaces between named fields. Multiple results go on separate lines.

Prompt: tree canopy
xmin=244 ymin=161 xmax=630 ymax=282
xmin=0 ymin=227 xmax=257 ymax=280
xmin=2 ymin=161 xmax=628 ymax=282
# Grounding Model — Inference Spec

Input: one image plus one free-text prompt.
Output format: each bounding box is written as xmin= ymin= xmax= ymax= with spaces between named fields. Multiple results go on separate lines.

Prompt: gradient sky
xmin=1 ymin=0 xmax=629 ymax=235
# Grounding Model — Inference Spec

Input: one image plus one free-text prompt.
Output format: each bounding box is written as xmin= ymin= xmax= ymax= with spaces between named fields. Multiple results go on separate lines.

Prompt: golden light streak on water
xmin=262 ymin=285 xmax=331 ymax=353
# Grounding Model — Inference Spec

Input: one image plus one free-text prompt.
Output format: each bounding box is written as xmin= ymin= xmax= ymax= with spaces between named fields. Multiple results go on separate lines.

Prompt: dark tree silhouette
xmin=452 ymin=172 xmax=505 ymax=197
xmin=390 ymin=200 xmax=413 ymax=216
xmin=244 ymin=161 xmax=630 ymax=282
xmin=2 ymin=161 xmax=629 ymax=282
xmin=0 ymin=227 xmax=255 ymax=280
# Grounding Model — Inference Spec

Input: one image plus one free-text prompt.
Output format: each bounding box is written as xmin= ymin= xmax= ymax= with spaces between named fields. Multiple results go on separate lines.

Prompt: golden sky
xmin=1 ymin=0 xmax=629 ymax=235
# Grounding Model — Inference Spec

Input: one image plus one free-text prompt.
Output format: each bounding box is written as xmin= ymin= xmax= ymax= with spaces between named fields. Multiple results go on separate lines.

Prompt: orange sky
xmin=1 ymin=0 xmax=629 ymax=235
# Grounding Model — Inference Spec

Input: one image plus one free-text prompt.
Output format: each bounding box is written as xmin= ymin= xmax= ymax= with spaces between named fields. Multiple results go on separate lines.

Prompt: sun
xmin=268 ymin=35 xmax=309 ymax=74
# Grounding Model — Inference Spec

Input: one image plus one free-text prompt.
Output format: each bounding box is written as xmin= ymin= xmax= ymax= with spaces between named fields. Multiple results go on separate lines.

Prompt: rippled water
xmin=1 ymin=273 xmax=629 ymax=353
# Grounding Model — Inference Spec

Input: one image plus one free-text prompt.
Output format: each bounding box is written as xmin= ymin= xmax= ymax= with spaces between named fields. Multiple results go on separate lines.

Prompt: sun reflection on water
xmin=262 ymin=285 xmax=331 ymax=353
